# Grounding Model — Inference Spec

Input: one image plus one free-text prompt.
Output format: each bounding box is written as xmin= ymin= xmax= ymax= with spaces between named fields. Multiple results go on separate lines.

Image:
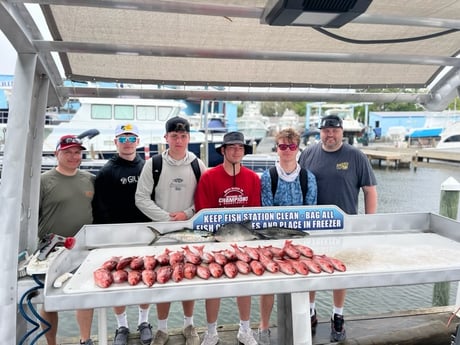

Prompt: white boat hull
xmin=436 ymin=122 xmax=460 ymax=150
xmin=42 ymin=98 xmax=206 ymax=154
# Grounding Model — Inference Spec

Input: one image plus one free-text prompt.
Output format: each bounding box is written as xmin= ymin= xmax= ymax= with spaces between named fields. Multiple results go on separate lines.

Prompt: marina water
xmin=52 ymin=159 xmax=460 ymax=339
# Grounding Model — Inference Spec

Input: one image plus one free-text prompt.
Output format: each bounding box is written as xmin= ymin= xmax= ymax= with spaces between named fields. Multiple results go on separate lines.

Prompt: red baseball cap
xmin=56 ymin=135 xmax=86 ymax=151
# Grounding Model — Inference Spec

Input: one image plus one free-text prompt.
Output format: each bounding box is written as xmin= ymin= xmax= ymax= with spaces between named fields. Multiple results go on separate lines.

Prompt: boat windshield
xmin=90 ymin=104 xmax=179 ymax=122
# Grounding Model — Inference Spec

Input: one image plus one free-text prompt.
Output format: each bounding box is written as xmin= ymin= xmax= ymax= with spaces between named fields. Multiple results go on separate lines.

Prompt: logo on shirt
xmin=218 ymin=187 xmax=249 ymax=207
xmin=120 ymin=176 xmax=139 ymax=184
xmin=336 ymin=162 xmax=349 ymax=170
xmin=170 ymin=177 xmax=185 ymax=191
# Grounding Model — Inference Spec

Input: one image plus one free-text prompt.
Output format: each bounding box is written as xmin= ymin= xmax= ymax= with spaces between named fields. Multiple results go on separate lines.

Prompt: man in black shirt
xmin=93 ymin=123 xmax=152 ymax=345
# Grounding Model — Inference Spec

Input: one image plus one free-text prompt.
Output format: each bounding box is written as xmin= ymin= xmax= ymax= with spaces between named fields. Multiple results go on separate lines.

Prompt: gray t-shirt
xmin=39 ymin=168 xmax=94 ymax=239
xmin=298 ymin=143 xmax=377 ymax=214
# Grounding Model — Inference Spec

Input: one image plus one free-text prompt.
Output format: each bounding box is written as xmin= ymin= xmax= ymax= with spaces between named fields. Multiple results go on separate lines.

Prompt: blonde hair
xmin=276 ymin=128 xmax=300 ymax=145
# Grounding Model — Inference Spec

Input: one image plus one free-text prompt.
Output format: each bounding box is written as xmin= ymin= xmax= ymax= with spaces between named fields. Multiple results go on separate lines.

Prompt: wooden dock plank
xmin=415 ymin=149 xmax=460 ymax=163
xmin=360 ymin=146 xmax=460 ymax=167
xmin=360 ymin=149 xmax=412 ymax=168
xmin=35 ymin=307 xmax=459 ymax=345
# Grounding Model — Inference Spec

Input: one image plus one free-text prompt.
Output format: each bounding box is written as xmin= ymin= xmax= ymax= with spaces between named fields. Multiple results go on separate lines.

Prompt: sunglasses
xmin=61 ymin=137 xmax=82 ymax=145
xmin=320 ymin=119 xmax=342 ymax=128
xmin=56 ymin=137 xmax=83 ymax=150
xmin=117 ymin=136 xmax=137 ymax=144
xmin=277 ymin=143 xmax=298 ymax=151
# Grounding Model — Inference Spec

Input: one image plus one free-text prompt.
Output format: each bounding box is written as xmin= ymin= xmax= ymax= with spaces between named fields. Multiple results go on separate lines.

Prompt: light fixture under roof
xmin=263 ymin=0 xmax=373 ymax=28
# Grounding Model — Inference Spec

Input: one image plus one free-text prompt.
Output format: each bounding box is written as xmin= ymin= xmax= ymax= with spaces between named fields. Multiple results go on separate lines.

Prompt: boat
xmin=277 ymin=109 xmax=303 ymax=133
xmin=386 ymin=126 xmax=408 ymax=146
xmin=436 ymin=122 xmax=460 ymax=150
xmin=189 ymin=112 xmax=227 ymax=133
xmin=3 ymin=95 xmax=228 ymax=168
xmin=206 ymin=115 xmax=227 ymax=134
xmin=189 ymin=112 xmax=228 ymax=140
xmin=369 ymin=111 xmax=460 ymax=144
xmin=45 ymin=98 xmax=81 ymax=123
xmin=1 ymin=117 xmax=56 ymax=152
xmin=402 ymin=112 xmax=460 ymax=147
xmin=42 ymin=97 xmax=207 ymax=157
xmin=405 ymin=127 xmax=443 ymax=147
xmin=236 ymin=102 xmax=270 ymax=142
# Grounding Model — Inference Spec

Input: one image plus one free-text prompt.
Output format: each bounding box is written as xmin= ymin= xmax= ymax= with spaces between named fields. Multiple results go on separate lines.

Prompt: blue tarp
xmin=407 ymin=127 xmax=443 ymax=138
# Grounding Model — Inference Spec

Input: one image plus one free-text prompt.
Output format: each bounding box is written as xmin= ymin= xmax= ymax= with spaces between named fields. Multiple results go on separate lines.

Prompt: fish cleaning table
xmin=40 ymin=206 xmax=460 ymax=345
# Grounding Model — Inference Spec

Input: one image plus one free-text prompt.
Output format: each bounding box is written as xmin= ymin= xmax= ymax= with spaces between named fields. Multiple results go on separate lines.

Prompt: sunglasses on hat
xmin=61 ymin=137 xmax=82 ymax=145
xmin=56 ymin=137 xmax=83 ymax=150
xmin=320 ymin=118 xmax=342 ymax=128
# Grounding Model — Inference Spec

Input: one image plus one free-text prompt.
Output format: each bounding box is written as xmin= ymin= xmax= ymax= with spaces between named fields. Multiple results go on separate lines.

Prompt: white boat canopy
xmin=0 ymin=0 xmax=460 ymax=109
xmin=1 ymin=1 xmax=460 ymax=343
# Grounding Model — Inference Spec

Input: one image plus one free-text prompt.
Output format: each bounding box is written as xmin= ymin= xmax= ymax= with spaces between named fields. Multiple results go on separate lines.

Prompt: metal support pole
xmin=97 ymin=308 xmax=108 ymax=345
xmin=292 ymin=292 xmax=311 ymax=345
xmin=203 ymin=100 xmax=209 ymax=167
xmin=277 ymin=292 xmax=311 ymax=345
xmin=277 ymin=294 xmax=291 ymax=344
xmin=305 ymin=104 xmax=311 ymax=130
xmin=433 ymin=177 xmax=460 ymax=307
xmin=1 ymin=53 xmax=46 ymax=345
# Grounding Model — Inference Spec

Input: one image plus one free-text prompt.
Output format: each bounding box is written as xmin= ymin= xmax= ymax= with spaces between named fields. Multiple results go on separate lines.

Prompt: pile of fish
xmin=93 ymin=240 xmax=346 ymax=289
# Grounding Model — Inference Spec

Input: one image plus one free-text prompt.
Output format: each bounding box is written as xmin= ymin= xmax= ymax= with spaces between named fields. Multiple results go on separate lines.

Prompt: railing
xmin=0 ymin=109 xmax=8 ymax=124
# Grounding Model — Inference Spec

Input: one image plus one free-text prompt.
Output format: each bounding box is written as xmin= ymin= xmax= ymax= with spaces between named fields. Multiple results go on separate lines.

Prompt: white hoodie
xmin=135 ymin=150 xmax=206 ymax=221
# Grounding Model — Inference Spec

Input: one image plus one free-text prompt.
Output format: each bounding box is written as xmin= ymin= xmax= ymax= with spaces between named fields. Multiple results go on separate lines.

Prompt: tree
xmin=260 ymin=102 xmax=306 ymax=117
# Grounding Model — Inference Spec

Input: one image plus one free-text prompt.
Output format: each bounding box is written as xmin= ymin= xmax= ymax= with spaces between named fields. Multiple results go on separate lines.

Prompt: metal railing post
xmin=433 ymin=177 xmax=460 ymax=307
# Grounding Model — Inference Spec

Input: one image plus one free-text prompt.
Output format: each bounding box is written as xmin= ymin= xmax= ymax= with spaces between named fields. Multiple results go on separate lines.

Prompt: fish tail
xmin=147 ymin=226 xmax=161 ymax=245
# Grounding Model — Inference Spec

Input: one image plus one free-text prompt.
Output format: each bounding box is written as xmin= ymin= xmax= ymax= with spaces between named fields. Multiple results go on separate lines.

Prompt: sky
xmin=0 ymin=31 xmax=17 ymax=75
xmin=1 ymin=5 xmax=52 ymax=76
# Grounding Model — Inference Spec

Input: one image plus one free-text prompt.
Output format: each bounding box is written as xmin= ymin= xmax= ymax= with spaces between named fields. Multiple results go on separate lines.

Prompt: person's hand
xmin=169 ymin=211 xmax=187 ymax=221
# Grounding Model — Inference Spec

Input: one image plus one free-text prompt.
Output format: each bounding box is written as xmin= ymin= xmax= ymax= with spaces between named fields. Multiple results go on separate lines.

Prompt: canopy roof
xmin=1 ymin=0 xmax=460 ymax=109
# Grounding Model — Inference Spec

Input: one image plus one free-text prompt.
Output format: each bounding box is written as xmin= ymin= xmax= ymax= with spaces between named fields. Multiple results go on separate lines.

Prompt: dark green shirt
xmin=39 ymin=168 xmax=95 ymax=239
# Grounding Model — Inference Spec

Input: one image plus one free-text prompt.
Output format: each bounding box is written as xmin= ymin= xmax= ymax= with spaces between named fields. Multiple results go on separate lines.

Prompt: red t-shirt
xmin=195 ymin=164 xmax=261 ymax=211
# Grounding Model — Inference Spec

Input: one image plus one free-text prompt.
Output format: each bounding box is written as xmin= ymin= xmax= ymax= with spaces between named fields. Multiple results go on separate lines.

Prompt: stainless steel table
xmin=39 ymin=206 xmax=460 ymax=345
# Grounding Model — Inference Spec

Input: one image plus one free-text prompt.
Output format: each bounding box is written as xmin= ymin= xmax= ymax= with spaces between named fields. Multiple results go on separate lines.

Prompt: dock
xmin=360 ymin=145 xmax=460 ymax=168
xmin=360 ymin=148 xmax=412 ymax=168
xmin=36 ymin=306 xmax=459 ymax=345
xmin=414 ymin=148 xmax=460 ymax=164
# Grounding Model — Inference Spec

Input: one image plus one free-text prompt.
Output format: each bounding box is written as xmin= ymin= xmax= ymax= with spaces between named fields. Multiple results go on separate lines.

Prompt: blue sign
xmin=192 ymin=205 xmax=344 ymax=233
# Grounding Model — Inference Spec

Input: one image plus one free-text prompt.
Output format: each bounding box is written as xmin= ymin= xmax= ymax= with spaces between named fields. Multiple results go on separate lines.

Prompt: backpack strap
xmin=270 ymin=165 xmax=309 ymax=205
xmin=190 ymin=158 xmax=202 ymax=182
xmin=151 ymin=154 xmax=201 ymax=201
xmin=150 ymin=154 xmax=163 ymax=200
xmin=299 ymin=168 xmax=309 ymax=205
xmin=269 ymin=166 xmax=278 ymax=198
